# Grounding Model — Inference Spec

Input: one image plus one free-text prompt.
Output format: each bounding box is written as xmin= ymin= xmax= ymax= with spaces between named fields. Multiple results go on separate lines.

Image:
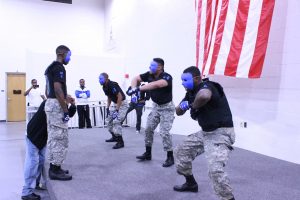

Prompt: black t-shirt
xmin=182 ymin=81 xmax=233 ymax=131
xmin=102 ymin=80 xmax=126 ymax=104
xmin=140 ymin=71 xmax=172 ymax=105
xmin=44 ymin=61 xmax=67 ymax=98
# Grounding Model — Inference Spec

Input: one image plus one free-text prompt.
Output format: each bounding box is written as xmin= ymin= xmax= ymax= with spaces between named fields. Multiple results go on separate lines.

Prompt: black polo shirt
xmin=182 ymin=81 xmax=233 ymax=131
xmin=102 ymin=80 xmax=125 ymax=104
xmin=140 ymin=71 xmax=172 ymax=105
xmin=44 ymin=61 xmax=67 ymax=98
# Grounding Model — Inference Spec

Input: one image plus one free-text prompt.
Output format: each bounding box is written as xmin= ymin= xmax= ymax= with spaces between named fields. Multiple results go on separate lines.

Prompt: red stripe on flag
xmin=202 ymin=0 xmax=212 ymax=74
xmin=224 ymin=0 xmax=250 ymax=77
xmin=195 ymin=0 xmax=203 ymax=68
xmin=208 ymin=0 xmax=228 ymax=74
xmin=203 ymin=0 xmax=219 ymax=73
xmin=248 ymin=0 xmax=275 ymax=78
xmin=209 ymin=0 xmax=229 ymax=74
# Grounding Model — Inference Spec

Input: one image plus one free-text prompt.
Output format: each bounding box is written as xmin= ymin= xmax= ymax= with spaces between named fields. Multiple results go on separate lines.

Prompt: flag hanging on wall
xmin=195 ymin=0 xmax=275 ymax=78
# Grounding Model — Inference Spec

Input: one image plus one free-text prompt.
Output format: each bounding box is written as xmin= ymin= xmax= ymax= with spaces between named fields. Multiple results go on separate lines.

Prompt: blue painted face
xmin=64 ymin=51 xmax=71 ymax=64
xmin=99 ymin=75 xmax=106 ymax=85
xmin=149 ymin=61 xmax=158 ymax=74
xmin=181 ymin=73 xmax=194 ymax=90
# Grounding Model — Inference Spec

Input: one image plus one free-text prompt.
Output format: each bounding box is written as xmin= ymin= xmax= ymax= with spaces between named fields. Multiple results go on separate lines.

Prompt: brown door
xmin=6 ymin=73 xmax=26 ymax=121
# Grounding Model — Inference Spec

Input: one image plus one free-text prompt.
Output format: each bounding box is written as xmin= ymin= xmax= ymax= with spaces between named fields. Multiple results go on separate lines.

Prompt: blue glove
xmin=131 ymin=94 xmax=138 ymax=104
xmin=179 ymin=101 xmax=190 ymax=111
xmin=111 ymin=110 xmax=119 ymax=120
xmin=131 ymin=90 xmax=141 ymax=103
xmin=62 ymin=112 xmax=70 ymax=123
xmin=127 ymin=87 xmax=139 ymax=96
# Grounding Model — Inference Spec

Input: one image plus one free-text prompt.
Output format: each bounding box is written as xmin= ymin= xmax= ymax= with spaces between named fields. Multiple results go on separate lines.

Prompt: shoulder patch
xmin=202 ymin=83 xmax=209 ymax=88
xmin=59 ymin=71 xmax=64 ymax=79
xmin=163 ymin=75 xmax=171 ymax=80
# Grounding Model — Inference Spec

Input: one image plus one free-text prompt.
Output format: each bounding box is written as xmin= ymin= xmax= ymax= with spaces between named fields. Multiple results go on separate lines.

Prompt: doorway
xmin=6 ymin=72 xmax=26 ymax=121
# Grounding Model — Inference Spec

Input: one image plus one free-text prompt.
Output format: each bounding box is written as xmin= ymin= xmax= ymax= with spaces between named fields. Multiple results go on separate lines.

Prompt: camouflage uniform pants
xmin=144 ymin=101 xmax=175 ymax=151
xmin=45 ymin=99 xmax=68 ymax=166
xmin=174 ymin=128 xmax=235 ymax=200
xmin=105 ymin=100 xmax=129 ymax=136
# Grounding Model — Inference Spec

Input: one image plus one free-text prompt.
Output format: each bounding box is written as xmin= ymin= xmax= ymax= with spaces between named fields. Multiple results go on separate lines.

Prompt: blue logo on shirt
xmin=163 ymin=75 xmax=170 ymax=80
xmin=60 ymin=71 xmax=64 ymax=79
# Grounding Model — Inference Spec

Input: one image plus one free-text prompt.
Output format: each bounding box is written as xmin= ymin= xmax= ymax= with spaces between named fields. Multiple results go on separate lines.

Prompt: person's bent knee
xmin=145 ymin=127 xmax=154 ymax=135
xmin=208 ymin=162 xmax=226 ymax=182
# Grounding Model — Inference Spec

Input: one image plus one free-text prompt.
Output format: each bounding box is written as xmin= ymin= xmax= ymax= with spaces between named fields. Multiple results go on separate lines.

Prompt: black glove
xmin=126 ymin=86 xmax=132 ymax=96
xmin=106 ymin=107 xmax=110 ymax=118
xmin=62 ymin=112 xmax=70 ymax=123
xmin=68 ymin=104 xmax=77 ymax=117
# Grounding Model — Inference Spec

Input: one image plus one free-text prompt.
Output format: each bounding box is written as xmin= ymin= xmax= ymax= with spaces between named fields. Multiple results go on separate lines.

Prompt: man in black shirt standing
xmin=173 ymin=66 xmax=235 ymax=200
xmin=124 ymin=84 xmax=150 ymax=134
xmin=128 ymin=58 xmax=175 ymax=167
xmin=44 ymin=45 xmax=73 ymax=181
xmin=99 ymin=72 xmax=129 ymax=149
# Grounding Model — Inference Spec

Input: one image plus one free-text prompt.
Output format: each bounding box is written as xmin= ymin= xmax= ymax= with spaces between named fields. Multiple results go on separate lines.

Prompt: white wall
xmin=104 ymin=0 xmax=300 ymax=164
xmin=0 ymin=0 xmax=112 ymax=119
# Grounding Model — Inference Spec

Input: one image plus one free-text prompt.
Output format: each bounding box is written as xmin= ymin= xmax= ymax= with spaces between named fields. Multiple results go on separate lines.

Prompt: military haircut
xmin=153 ymin=58 xmax=164 ymax=66
xmin=183 ymin=66 xmax=201 ymax=78
xmin=56 ymin=45 xmax=70 ymax=55
xmin=100 ymin=72 xmax=109 ymax=79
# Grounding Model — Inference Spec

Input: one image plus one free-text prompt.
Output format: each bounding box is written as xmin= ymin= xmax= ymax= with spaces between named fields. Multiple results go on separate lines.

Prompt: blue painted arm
xmin=75 ymin=90 xmax=81 ymax=98
xmin=86 ymin=90 xmax=90 ymax=98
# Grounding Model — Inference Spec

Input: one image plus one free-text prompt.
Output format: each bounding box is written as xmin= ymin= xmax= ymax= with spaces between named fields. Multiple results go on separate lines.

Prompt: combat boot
xmin=136 ymin=146 xmax=152 ymax=160
xmin=58 ymin=166 xmax=69 ymax=174
xmin=173 ymin=174 xmax=198 ymax=192
xmin=60 ymin=167 xmax=69 ymax=174
xmin=49 ymin=163 xmax=72 ymax=181
xmin=113 ymin=136 xmax=124 ymax=149
xmin=162 ymin=151 xmax=174 ymax=167
xmin=105 ymin=132 xmax=117 ymax=142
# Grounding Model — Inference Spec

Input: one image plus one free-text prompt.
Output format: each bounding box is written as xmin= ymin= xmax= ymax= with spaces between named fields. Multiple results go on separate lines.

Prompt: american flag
xmin=195 ymin=0 xmax=275 ymax=78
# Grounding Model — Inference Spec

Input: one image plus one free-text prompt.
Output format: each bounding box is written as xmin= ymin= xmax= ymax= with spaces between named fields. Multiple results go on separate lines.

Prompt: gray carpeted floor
xmin=46 ymin=127 xmax=300 ymax=200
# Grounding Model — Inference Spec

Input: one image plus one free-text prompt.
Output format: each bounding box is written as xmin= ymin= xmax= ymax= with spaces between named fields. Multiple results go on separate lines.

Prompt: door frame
xmin=6 ymin=72 xmax=26 ymax=122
